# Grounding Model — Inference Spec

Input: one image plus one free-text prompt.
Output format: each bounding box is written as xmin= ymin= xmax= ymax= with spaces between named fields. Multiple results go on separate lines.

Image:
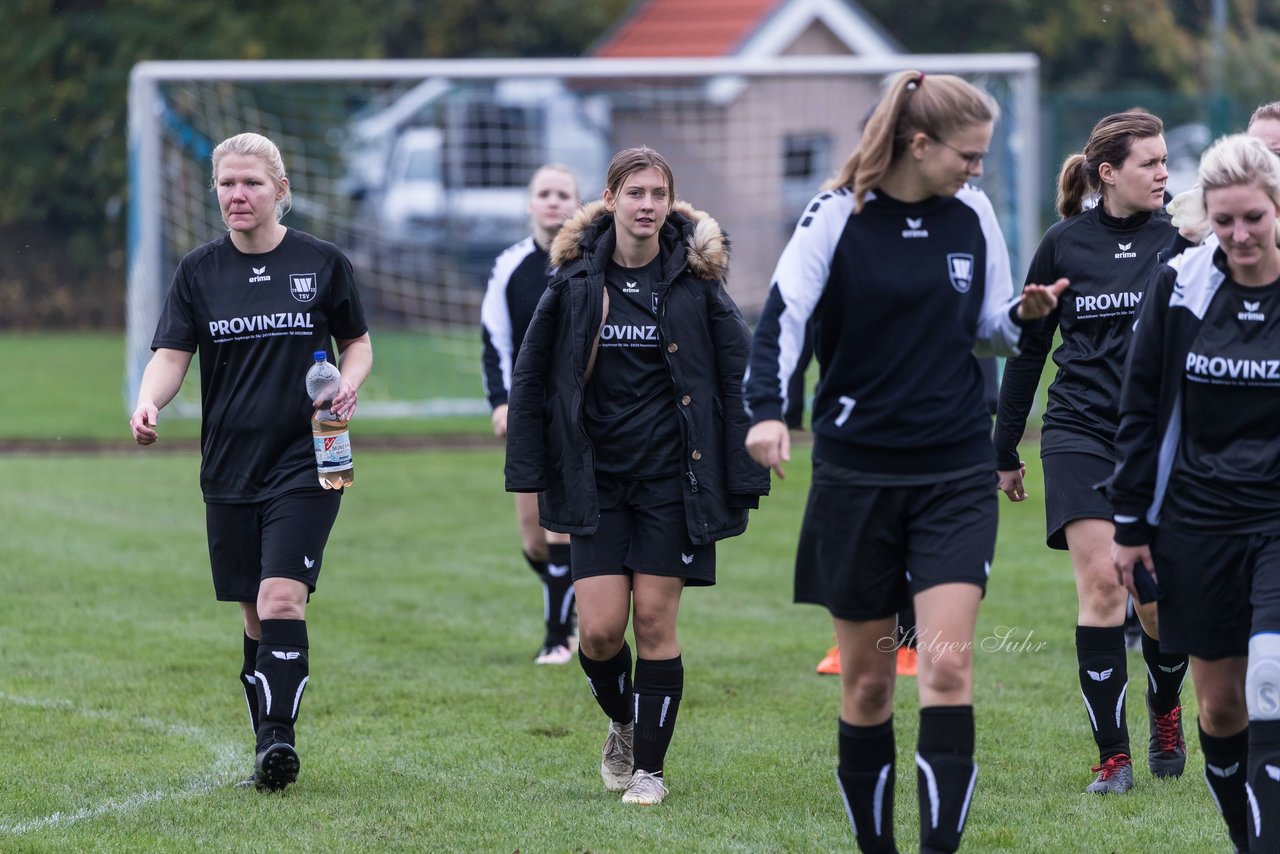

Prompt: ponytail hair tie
xmin=906 ymin=71 xmax=925 ymax=91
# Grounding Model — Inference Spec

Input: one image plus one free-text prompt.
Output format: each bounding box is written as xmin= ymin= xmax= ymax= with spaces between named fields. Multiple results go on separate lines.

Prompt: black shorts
xmin=1042 ymin=451 xmax=1115 ymax=551
xmin=1152 ymin=523 xmax=1280 ymax=660
xmin=570 ymin=476 xmax=715 ymax=587
xmin=794 ymin=464 xmax=996 ymax=621
xmin=205 ymin=488 xmax=342 ymax=602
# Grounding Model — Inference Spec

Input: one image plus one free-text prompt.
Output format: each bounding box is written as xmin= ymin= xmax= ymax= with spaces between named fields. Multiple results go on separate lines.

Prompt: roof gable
xmin=592 ymin=0 xmax=898 ymax=58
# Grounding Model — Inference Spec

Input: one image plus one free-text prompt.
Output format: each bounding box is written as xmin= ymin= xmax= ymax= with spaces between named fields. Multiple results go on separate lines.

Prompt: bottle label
xmin=313 ymin=429 xmax=353 ymax=472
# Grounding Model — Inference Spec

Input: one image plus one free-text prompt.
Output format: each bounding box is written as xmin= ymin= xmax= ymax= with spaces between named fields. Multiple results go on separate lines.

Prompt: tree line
xmin=2 ymin=0 xmax=1276 ymax=328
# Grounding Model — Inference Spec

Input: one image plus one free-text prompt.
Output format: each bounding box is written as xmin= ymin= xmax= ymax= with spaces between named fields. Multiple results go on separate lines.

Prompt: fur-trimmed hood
xmin=549 ymin=199 xmax=729 ymax=282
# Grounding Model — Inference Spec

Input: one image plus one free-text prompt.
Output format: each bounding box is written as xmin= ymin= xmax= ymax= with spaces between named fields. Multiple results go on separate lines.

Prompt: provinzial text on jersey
xmin=1186 ymin=351 xmax=1280 ymax=380
xmin=1075 ymin=292 xmax=1142 ymax=313
xmin=208 ymin=313 xmax=314 ymax=337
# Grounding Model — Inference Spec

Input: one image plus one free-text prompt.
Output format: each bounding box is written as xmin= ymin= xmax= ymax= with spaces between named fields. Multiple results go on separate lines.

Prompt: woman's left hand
xmin=1017 ymin=278 xmax=1070 ymax=321
xmin=325 ymin=380 xmax=359 ymax=421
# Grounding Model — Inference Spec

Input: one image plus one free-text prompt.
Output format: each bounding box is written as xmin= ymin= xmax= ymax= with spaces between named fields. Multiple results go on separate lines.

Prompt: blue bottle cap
xmin=313 ymin=351 xmax=327 ymax=361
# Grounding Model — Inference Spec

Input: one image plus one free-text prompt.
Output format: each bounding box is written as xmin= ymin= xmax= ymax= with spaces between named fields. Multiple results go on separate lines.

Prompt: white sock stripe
xmin=914 ymin=752 xmax=940 ymax=829
xmin=1204 ymin=772 xmax=1227 ymax=814
xmin=253 ymin=670 xmax=272 ymax=715
xmin=956 ymin=762 xmax=978 ymax=832
xmin=1080 ymin=690 xmax=1099 ymax=731
xmin=1114 ymin=683 xmax=1128 ymax=729
xmin=873 ymin=763 xmax=891 ymax=836
xmin=1247 ymin=782 xmax=1261 ymax=838
xmin=1145 ymin=665 xmax=1157 ymax=695
xmin=558 ymin=589 xmax=575 ymax=625
xmin=634 ymin=694 xmax=640 ymax=721
xmin=834 ymin=771 xmax=859 ymax=836
xmin=542 ymin=586 xmax=551 ymax=622
xmin=658 ymin=696 xmax=671 ymax=727
xmin=290 ymin=675 xmax=309 ymax=720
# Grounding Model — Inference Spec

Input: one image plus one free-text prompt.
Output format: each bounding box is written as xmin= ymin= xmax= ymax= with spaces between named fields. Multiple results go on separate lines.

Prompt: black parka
xmin=504 ymin=200 xmax=770 ymax=544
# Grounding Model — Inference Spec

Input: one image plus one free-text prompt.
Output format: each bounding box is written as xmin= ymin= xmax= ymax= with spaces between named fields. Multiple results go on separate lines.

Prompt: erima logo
xmin=681 ymin=553 xmax=694 ymax=565
xmin=249 ymin=265 xmax=271 ymax=283
xmin=1185 ymin=351 xmax=1280 ymax=380
xmin=599 ymin=324 xmax=658 ymax=341
xmin=1087 ymin=669 xmax=1113 ymax=682
xmin=947 ymin=253 xmax=974 ymax=293
xmin=1075 ymin=292 xmax=1142 ymax=313
xmin=304 ymin=555 xmax=315 ymax=569
xmin=1158 ymin=662 xmax=1185 ymax=673
xmin=1207 ymin=762 xmax=1240 ymax=777
xmin=623 ymin=279 xmax=639 ymax=293
xmin=290 ymin=273 xmax=317 ymax=303
xmin=1239 ymin=299 xmax=1265 ymax=322
xmin=271 ymin=651 xmax=301 ymax=660
xmin=1114 ymin=241 xmax=1137 ymax=259
xmin=1269 ymin=765 xmax=1280 ymax=782
xmin=547 ymin=563 xmax=569 ymax=578
xmin=208 ymin=312 xmax=313 ymax=337
xmin=901 ymin=216 xmax=928 ymax=239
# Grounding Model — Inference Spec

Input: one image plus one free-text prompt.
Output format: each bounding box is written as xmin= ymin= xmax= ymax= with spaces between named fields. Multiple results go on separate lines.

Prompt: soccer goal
xmin=126 ymin=55 xmax=1039 ymax=418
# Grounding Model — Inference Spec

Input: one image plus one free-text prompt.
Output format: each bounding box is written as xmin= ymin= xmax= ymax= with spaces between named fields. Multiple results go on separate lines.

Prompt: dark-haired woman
xmin=994 ymin=111 xmax=1189 ymax=794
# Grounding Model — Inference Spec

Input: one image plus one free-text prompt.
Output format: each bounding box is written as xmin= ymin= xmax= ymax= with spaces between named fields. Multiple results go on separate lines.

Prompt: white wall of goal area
xmin=126 ymin=54 xmax=1039 ymax=418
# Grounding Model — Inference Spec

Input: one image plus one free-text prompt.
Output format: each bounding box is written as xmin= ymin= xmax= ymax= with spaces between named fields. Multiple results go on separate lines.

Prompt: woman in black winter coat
xmin=505 ymin=146 xmax=769 ymax=807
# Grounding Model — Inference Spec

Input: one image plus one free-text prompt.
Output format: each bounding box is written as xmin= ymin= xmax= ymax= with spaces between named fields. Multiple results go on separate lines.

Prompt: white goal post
xmin=126 ymin=54 xmax=1039 ymax=418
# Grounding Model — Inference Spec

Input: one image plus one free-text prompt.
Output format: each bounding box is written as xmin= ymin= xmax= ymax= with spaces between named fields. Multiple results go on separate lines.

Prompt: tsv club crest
xmin=947 ymin=253 xmax=974 ymax=293
xmin=289 ymin=273 xmax=318 ymax=303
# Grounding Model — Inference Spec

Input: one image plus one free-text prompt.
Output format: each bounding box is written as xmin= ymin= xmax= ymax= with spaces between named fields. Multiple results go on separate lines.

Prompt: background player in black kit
xmin=993 ymin=111 xmax=1189 ymax=794
xmin=1111 ymin=133 xmax=1280 ymax=853
xmin=505 ymin=147 xmax=769 ymax=806
xmin=481 ymin=164 xmax=580 ymax=665
xmin=745 ymin=70 xmax=1064 ymax=853
xmin=129 ymin=132 xmax=371 ymax=792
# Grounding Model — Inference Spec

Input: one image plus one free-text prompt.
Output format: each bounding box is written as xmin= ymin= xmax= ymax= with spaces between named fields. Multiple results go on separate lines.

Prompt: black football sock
xmin=1077 ymin=625 xmax=1130 ymax=760
xmin=632 ymin=656 xmax=683 ymax=774
xmin=544 ymin=543 xmax=575 ymax=645
xmin=240 ymin=633 xmax=260 ymax=736
xmin=1199 ymin=724 xmax=1250 ymax=852
xmin=579 ymin=641 xmax=634 ymax=724
xmin=254 ymin=618 xmax=309 ymax=752
xmin=916 ymin=705 xmax=976 ymax=854
xmin=1248 ymin=719 xmax=1280 ymax=849
xmin=837 ymin=717 xmax=897 ymax=854
xmin=522 ymin=550 xmax=548 ymax=580
xmin=1141 ymin=630 xmax=1187 ymax=716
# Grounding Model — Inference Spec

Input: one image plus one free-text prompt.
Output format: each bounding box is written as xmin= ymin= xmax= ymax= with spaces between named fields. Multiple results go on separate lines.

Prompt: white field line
xmin=0 ymin=692 xmax=243 ymax=835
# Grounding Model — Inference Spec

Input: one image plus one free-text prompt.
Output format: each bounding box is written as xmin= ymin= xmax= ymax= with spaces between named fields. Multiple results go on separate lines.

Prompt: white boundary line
xmin=0 ymin=693 xmax=243 ymax=836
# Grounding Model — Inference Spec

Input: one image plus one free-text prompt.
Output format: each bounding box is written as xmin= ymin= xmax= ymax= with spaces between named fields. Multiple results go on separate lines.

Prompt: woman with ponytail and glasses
xmin=746 ymin=70 xmax=1063 ymax=853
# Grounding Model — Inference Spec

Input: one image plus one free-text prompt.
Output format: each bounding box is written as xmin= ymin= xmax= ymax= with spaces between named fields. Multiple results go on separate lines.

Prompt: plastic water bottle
xmin=305 ymin=351 xmax=354 ymax=489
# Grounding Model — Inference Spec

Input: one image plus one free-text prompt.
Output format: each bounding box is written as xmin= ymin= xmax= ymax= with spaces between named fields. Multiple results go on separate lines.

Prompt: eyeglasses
xmin=931 ymin=138 xmax=987 ymax=168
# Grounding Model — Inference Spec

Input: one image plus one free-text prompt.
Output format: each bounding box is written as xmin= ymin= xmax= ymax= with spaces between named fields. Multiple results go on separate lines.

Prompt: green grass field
xmin=1 ymin=332 xmax=1231 ymax=851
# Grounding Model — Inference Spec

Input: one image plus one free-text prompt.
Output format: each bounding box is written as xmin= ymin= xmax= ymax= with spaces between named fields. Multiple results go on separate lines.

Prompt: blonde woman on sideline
xmin=481 ymin=164 xmax=581 ymax=664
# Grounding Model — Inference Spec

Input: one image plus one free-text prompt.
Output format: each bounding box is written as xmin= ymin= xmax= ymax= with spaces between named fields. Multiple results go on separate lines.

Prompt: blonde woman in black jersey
xmin=1111 ymin=133 xmax=1280 ymax=852
xmin=994 ymin=112 xmax=1189 ymax=795
xmin=130 ymin=132 xmax=372 ymax=792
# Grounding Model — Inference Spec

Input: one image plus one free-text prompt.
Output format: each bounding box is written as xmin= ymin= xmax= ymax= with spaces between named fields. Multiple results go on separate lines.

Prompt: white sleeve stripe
xmin=480 ymin=236 xmax=536 ymax=395
xmin=958 ymin=186 xmax=1020 ymax=357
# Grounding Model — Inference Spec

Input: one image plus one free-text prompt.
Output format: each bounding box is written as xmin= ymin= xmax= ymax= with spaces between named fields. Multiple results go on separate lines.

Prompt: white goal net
xmin=126 ymin=55 xmax=1039 ymax=418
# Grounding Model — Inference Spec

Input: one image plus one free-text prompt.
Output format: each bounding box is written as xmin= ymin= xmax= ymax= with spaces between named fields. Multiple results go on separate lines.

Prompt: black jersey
xmin=1161 ymin=279 xmax=1280 ymax=532
xmin=584 ymin=256 xmax=682 ymax=479
xmin=747 ymin=186 xmax=1027 ymax=475
xmin=480 ymin=236 xmax=550 ymax=408
xmin=152 ymin=229 xmax=368 ymax=503
xmin=994 ymin=207 xmax=1179 ymax=468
